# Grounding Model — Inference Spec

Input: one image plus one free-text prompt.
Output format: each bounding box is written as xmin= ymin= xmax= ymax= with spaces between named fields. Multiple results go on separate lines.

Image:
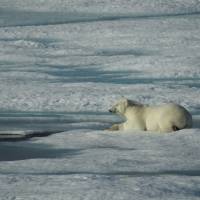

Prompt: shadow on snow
xmin=1 ymin=8 xmax=200 ymax=27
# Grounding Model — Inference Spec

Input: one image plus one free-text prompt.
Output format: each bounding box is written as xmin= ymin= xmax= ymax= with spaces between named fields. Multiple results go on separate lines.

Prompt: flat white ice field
xmin=0 ymin=128 xmax=200 ymax=200
xmin=0 ymin=0 xmax=200 ymax=199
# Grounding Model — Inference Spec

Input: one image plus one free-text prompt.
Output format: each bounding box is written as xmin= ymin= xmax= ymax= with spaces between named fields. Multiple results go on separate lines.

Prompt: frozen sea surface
xmin=0 ymin=0 xmax=200 ymax=199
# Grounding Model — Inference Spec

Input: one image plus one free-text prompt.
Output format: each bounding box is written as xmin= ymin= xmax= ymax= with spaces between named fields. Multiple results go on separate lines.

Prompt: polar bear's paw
xmin=106 ymin=124 xmax=121 ymax=131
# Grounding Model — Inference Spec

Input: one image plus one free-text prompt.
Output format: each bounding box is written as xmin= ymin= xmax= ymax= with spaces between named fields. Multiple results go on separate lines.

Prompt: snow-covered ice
xmin=0 ymin=0 xmax=200 ymax=199
xmin=0 ymin=129 xmax=200 ymax=200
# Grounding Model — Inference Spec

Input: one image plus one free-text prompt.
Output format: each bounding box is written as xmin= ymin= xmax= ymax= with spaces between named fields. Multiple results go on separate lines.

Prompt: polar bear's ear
xmin=120 ymin=96 xmax=126 ymax=100
xmin=122 ymin=98 xmax=129 ymax=107
xmin=119 ymin=97 xmax=126 ymax=101
xmin=118 ymin=97 xmax=128 ymax=108
xmin=127 ymin=99 xmax=142 ymax=106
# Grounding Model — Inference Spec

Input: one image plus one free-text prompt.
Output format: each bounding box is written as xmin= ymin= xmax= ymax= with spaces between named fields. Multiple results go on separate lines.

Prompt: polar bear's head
xmin=109 ymin=98 xmax=142 ymax=115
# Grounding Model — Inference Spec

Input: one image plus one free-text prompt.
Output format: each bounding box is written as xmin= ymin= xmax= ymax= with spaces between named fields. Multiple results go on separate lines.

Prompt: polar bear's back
xmin=157 ymin=103 xmax=192 ymax=129
xmin=145 ymin=103 xmax=192 ymax=132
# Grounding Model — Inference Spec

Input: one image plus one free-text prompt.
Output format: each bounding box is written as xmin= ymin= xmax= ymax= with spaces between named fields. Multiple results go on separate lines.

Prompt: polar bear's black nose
xmin=109 ymin=109 xmax=113 ymax=113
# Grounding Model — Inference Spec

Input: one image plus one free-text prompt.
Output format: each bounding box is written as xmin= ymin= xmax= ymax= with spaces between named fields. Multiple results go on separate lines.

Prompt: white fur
xmin=108 ymin=98 xmax=192 ymax=133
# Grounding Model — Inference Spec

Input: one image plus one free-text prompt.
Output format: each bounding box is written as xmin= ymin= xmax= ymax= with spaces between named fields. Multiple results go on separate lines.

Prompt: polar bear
xmin=108 ymin=98 xmax=192 ymax=133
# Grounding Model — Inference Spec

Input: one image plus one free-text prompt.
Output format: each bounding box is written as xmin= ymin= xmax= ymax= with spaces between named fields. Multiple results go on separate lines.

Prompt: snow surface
xmin=0 ymin=0 xmax=200 ymax=199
